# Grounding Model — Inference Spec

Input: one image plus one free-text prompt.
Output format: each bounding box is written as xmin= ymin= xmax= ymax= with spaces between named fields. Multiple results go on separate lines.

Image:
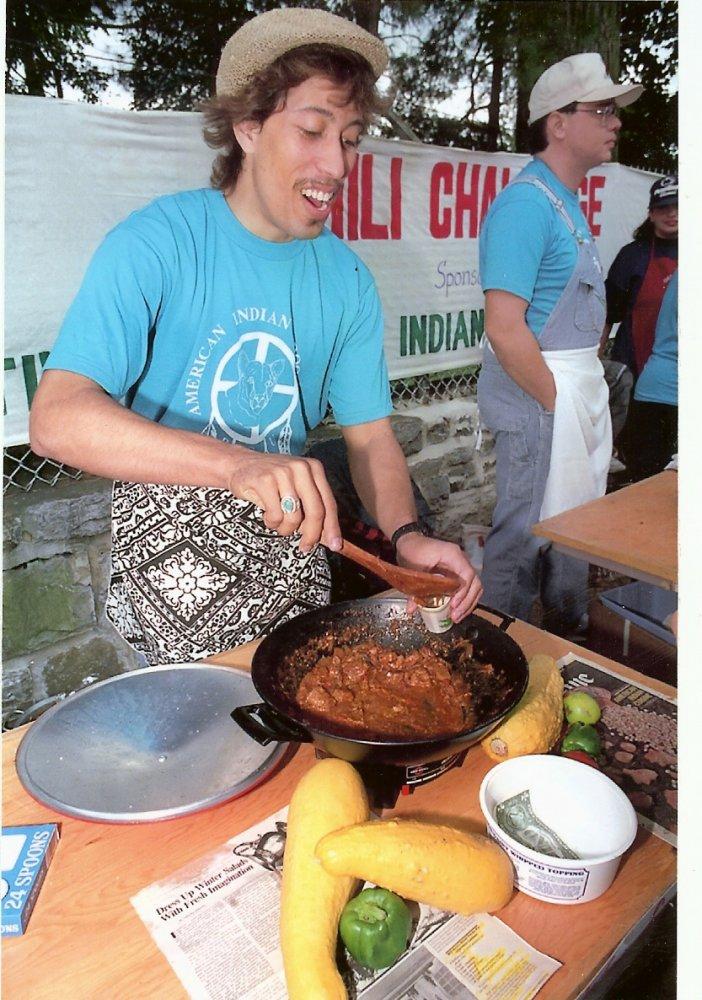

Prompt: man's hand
xmin=341 ymin=418 xmax=482 ymax=620
xmin=395 ymin=533 xmax=483 ymax=622
xmin=226 ymin=452 xmax=342 ymax=554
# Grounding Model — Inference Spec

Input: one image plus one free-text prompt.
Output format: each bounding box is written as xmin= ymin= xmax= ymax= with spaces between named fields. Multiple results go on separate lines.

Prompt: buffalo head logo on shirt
xmin=208 ymin=331 xmax=299 ymax=452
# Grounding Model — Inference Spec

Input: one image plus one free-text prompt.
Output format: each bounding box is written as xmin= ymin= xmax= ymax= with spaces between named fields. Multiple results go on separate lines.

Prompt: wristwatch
xmin=390 ymin=520 xmax=430 ymax=551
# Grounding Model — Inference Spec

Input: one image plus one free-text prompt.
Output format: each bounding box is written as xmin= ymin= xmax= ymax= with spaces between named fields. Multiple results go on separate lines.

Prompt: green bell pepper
xmin=561 ymin=722 xmax=602 ymax=757
xmin=339 ymin=887 xmax=412 ymax=970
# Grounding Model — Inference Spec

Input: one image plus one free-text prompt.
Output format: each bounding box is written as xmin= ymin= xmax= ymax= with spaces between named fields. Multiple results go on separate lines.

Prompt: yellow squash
xmin=280 ymin=758 xmax=369 ymax=1000
xmin=481 ymin=653 xmax=564 ymax=761
xmin=316 ymin=818 xmax=513 ymax=915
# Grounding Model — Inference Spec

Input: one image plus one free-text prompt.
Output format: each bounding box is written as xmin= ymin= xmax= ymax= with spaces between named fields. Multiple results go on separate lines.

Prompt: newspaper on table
xmin=132 ymin=807 xmax=561 ymax=1000
xmin=559 ymin=653 xmax=677 ymax=848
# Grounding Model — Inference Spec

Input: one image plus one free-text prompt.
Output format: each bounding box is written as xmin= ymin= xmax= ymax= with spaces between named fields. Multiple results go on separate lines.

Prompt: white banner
xmin=4 ymin=95 xmax=657 ymax=446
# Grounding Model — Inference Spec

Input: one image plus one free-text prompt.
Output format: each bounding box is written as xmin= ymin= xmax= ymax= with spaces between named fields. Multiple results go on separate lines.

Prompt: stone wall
xmin=2 ymin=476 xmax=147 ymax=729
xmin=2 ymin=397 xmax=495 ymax=727
xmin=399 ymin=399 xmax=495 ymax=540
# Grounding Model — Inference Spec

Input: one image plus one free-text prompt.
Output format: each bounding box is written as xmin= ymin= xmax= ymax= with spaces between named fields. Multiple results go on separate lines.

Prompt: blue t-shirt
xmin=46 ymin=188 xmax=392 ymax=454
xmin=479 ymin=159 xmax=591 ymax=336
xmin=634 ymin=270 xmax=678 ymax=406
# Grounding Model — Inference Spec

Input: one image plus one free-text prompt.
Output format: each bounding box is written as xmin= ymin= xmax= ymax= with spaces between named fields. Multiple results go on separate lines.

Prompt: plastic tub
xmin=479 ymin=755 xmax=638 ymax=905
xmin=417 ymin=595 xmax=453 ymax=633
xmin=599 ymin=582 xmax=677 ymax=647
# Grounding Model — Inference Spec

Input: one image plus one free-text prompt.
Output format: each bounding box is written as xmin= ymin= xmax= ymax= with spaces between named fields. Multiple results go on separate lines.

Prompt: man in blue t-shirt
xmin=477 ymin=53 xmax=642 ymax=636
xmin=30 ymin=9 xmax=481 ymax=663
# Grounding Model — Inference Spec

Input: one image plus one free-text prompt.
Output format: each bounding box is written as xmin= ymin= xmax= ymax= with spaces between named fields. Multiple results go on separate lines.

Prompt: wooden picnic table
xmin=532 ymin=471 xmax=677 ymax=590
xmin=2 ymin=613 xmax=676 ymax=999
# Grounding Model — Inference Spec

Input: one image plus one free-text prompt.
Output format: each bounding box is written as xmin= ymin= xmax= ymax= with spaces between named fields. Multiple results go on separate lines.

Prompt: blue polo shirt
xmin=479 ymin=158 xmax=591 ymax=336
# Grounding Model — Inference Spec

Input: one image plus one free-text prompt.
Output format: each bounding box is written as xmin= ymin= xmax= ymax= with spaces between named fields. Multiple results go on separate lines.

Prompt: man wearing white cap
xmin=31 ymin=9 xmax=481 ymax=664
xmin=477 ymin=53 xmax=642 ymax=635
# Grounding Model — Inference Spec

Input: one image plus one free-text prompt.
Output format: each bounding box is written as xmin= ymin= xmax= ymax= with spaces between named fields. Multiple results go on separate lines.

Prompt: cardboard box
xmin=1 ymin=824 xmax=59 ymax=936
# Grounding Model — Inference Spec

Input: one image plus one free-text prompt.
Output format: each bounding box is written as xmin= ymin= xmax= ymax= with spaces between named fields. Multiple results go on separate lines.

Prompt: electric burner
xmin=314 ymin=749 xmax=468 ymax=809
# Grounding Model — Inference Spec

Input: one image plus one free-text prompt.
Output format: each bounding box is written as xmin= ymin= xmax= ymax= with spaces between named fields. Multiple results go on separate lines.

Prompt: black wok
xmin=232 ymin=599 xmax=528 ymax=766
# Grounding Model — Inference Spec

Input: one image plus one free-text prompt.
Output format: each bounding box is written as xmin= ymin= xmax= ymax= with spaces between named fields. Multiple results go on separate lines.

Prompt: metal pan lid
xmin=15 ymin=664 xmax=286 ymax=823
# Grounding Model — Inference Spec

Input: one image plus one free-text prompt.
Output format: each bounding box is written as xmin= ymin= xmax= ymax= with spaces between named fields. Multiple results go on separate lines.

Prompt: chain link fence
xmin=3 ymin=367 xmax=480 ymax=494
xmin=390 ymin=365 xmax=478 ymax=408
xmin=3 ymin=446 xmax=83 ymax=494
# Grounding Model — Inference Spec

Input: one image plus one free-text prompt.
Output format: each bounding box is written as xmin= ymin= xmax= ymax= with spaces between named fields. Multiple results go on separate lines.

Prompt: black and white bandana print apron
xmin=105 ymin=481 xmax=331 ymax=665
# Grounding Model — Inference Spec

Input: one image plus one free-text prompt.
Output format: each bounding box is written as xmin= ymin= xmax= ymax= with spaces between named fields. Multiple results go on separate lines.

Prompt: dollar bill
xmin=495 ymin=789 xmax=580 ymax=859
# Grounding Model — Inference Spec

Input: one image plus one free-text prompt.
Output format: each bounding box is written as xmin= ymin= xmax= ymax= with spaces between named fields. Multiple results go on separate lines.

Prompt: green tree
xmin=377 ymin=0 xmax=676 ymax=170
xmin=618 ymin=0 xmax=678 ymax=173
xmin=370 ymin=1 xmax=622 ymax=151
xmin=59 ymin=0 xmax=674 ymax=171
xmin=376 ymin=1 xmax=500 ymax=148
xmin=508 ymin=1 xmax=621 ymax=151
xmin=116 ymin=1 xmax=271 ymax=110
xmin=507 ymin=0 xmax=676 ymax=170
xmin=334 ymin=0 xmax=382 ymax=34
xmin=5 ymin=1 xmax=119 ymax=101
xmin=118 ymin=0 xmax=353 ymax=110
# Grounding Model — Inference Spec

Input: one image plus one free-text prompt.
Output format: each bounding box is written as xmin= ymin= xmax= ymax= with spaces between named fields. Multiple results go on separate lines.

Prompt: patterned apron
xmin=105 ymin=481 xmax=331 ymax=665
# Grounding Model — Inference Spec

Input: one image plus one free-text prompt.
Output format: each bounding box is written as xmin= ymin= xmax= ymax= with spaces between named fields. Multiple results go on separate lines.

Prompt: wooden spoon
xmin=241 ymin=489 xmax=461 ymax=598
xmin=338 ymin=538 xmax=462 ymax=601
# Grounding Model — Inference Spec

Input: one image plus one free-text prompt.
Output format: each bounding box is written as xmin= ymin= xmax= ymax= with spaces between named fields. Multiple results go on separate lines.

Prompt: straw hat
xmin=216 ymin=9 xmax=389 ymax=98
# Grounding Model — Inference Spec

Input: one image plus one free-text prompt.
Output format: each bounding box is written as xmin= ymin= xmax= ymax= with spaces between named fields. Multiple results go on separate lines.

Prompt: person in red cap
xmin=477 ymin=53 xmax=642 ymax=636
xmin=30 ymin=9 xmax=481 ymax=664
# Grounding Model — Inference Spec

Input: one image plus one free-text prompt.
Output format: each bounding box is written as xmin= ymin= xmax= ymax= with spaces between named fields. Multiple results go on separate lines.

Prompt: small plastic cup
xmin=417 ymin=595 xmax=453 ymax=633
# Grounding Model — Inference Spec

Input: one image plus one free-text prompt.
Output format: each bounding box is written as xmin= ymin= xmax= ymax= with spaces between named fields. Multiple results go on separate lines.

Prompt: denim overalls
xmin=477 ymin=175 xmax=607 ymax=633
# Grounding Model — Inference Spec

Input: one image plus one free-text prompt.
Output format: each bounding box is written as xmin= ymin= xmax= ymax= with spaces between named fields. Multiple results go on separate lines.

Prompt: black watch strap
xmin=390 ymin=520 xmax=429 ymax=550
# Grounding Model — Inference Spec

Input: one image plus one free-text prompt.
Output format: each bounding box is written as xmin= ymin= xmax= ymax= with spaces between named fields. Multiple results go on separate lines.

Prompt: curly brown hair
xmin=200 ymin=44 xmax=389 ymax=192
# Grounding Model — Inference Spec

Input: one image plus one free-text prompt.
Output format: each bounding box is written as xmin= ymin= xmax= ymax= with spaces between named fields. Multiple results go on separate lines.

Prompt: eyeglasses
xmin=574 ymin=103 xmax=620 ymax=121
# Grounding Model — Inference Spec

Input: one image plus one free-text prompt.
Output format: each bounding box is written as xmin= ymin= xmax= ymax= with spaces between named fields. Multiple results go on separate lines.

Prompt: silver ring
xmin=280 ymin=495 xmax=301 ymax=515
